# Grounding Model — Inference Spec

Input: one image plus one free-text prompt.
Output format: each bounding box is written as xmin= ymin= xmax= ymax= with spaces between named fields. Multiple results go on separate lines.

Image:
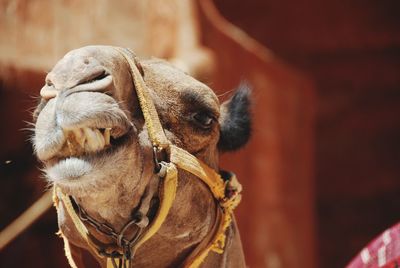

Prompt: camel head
xmin=32 ymin=45 xmax=250 ymax=267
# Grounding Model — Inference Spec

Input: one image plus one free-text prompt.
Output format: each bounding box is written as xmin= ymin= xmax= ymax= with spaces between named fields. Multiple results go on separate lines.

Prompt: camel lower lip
xmin=46 ymin=157 xmax=92 ymax=182
xmin=45 ymin=131 xmax=132 ymax=182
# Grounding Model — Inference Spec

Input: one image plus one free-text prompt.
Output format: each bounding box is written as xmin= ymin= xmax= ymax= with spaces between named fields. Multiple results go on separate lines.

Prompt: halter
xmin=54 ymin=47 xmax=242 ymax=268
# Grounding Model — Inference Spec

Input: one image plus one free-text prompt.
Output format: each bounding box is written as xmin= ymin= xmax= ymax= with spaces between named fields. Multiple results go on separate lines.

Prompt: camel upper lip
xmin=36 ymin=123 xmax=133 ymax=162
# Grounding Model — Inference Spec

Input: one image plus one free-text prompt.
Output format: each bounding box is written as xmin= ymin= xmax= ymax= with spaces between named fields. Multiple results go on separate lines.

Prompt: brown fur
xmin=33 ymin=46 xmax=246 ymax=267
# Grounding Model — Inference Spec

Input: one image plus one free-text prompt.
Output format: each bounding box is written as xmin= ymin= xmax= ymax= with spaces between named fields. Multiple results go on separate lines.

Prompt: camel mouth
xmin=60 ymin=127 xmax=112 ymax=157
xmin=61 ymin=126 xmax=130 ymax=157
xmin=45 ymin=125 xmax=132 ymax=170
xmin=42 ymin=124 xmax=133 ymax=183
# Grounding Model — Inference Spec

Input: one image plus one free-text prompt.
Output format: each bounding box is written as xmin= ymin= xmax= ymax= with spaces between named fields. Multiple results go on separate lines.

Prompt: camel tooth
xmin=62 ymin=130 xmax=73 ymax=154
xmin=83 ymin=127 xmax=99 ymax=152
xmin=104 ymin=128 xmax=111 ymax=145
xmin=60 ymin=129 xmax=83 ymax=156
xmin=72 ymin=129 xmax=86 ymax=148
xmin=94 ymin=128 xmax=105 ymax=149
xmin=66 ymin=140 xmax=73 ymax=155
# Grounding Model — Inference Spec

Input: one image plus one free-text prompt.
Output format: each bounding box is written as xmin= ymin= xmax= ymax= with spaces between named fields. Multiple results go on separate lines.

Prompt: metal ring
xmin=157 ymin=162 xmax=168 ymax=178
xmin=117 ymin=219 xmax=141 ymax=248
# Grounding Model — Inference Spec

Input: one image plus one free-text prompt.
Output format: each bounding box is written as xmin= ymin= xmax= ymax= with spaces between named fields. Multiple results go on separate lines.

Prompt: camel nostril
xmin=66 ymin=68 xmax=112 ymax=94
xmin=77 ymin=69 xmax=110 ymax=86
xmin=86 ymin=70 xmax=108 ymax=84
xmin=84 ymin=58 xmax=90 ymax=65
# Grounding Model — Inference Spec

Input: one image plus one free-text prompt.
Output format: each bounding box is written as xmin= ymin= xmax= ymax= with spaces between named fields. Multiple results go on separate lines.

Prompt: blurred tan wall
xmin=0 ymin=1 xmax=147 ymax=69
xmin=0 ymin=0 xmax=209 ymax=70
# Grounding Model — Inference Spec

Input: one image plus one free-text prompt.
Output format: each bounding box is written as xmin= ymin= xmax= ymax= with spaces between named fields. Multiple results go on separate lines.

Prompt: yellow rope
xmin=56 ymin=187 xmax=89 ymax=240
xmin=55 ymin=187 xmax=103 ymax=259
xmin=61 ymin=232 xmax=79 ymax=268
xmin=114 ymin=47 xmax=170 ymax=149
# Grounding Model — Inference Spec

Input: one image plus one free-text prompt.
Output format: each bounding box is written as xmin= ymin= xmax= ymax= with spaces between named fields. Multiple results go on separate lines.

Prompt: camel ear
xmin=218 ymin=83 xmax=252 ymax=151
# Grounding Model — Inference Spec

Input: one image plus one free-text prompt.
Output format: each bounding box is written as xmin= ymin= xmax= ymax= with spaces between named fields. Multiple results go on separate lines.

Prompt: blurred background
xmin=0 ymin=0 xmax=399 ymax=267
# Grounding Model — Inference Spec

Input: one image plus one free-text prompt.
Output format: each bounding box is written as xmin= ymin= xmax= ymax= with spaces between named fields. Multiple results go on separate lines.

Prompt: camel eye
xmin=193 ymin=112 xmax=214 ymax=129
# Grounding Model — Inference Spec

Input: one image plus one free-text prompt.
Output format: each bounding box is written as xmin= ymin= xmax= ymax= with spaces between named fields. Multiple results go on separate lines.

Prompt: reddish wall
xmin=198 ymin=1 xmax=316 ymax=267
xmin=214 ymin=0 xmax=400 ymax=267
